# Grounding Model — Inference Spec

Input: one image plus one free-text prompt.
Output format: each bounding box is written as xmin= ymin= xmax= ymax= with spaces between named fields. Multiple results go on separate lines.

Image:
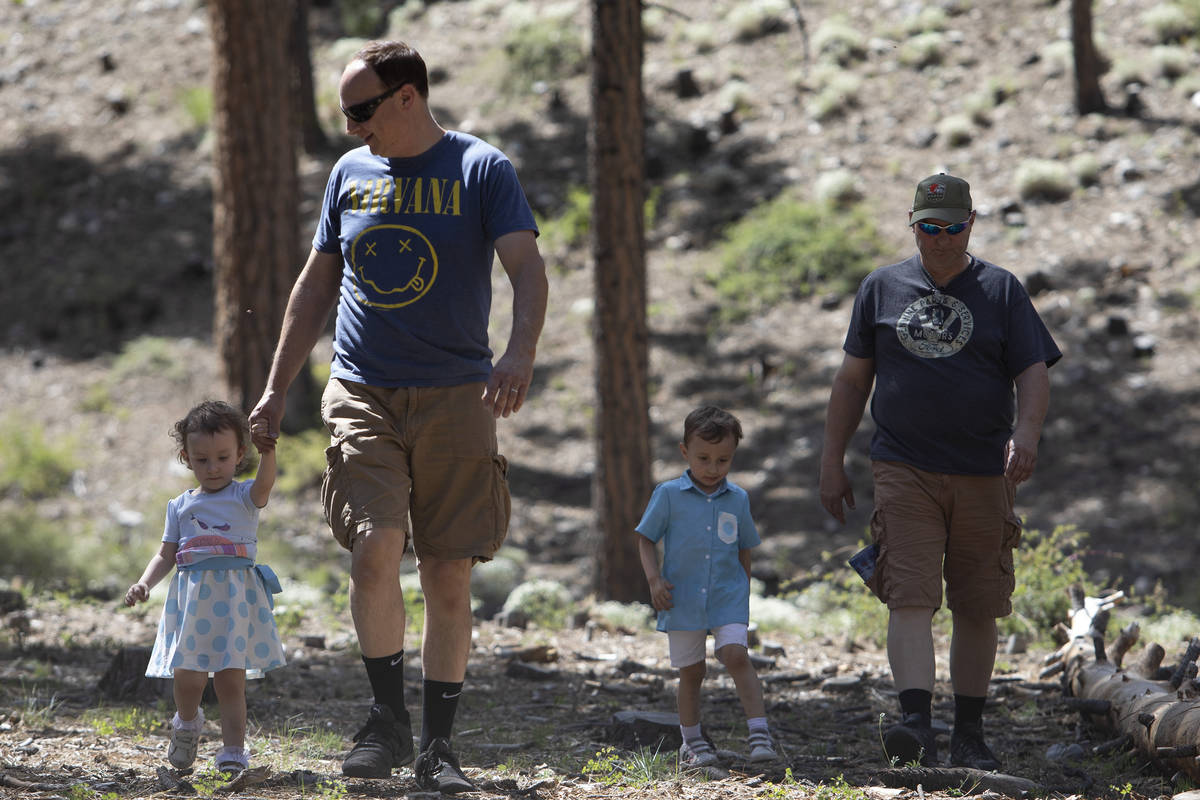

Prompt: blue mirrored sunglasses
xmin=915 ymin=220 xmax=969 ymax=236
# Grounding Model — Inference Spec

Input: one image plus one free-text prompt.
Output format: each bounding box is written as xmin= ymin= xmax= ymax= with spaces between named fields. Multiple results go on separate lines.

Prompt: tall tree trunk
xmin=290 ymin=0 xmax=328 ymax=154
xmin=209 ymin=0 xmax=315 ymax=421
xmin=1071 ymin=0 xmax=1108 ymax=114
xmin=589 ymin=0 xmax=650 ymax=602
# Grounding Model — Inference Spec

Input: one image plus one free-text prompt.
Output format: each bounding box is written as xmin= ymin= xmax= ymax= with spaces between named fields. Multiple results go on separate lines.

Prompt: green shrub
xmin=112 ymin=336 xmax=191 ymax=384
xmin=501 ymin=579 xmax=572 ymax=629
xmin=275 ymin=428 xmax=331 ymax=495
xmin=1014 ymin=159 xmax=1075 ymax=202
xmin=814 ymin=169 xmax=863 ymax=207
xmin=0 ymin=420 xmax=77 ymax=499
xmin=808 ymin=69 xmax=862 ymax=120
xmin=937 ymin=113 xmax=975 ymax=147
xmin=503 ymin=18 xmax=585 ymax=92
xmin=536 ymin=187 xmax=591 ymax=257
xmin=898 ymin=32 xmax=945 ymax=69
xmin=711 ymin=194 xmax=885 ymax=320
xmin=904 ymin=6 xmax=948 ymax=35
xmin=1142 ymin=4 xmax=1196 ymax=42
xmin=812 ymin=17 xmax=867 ymax=66
xmin=1151 ymin=45 xmax=1192 ymax=79
xmin=1004 ymin=524 xmax=1098 ymax=643
xmin=1071 ymin=153 xmax=1103 ymax=186
xmin=728 ymin=0 xmax=790 ymax=42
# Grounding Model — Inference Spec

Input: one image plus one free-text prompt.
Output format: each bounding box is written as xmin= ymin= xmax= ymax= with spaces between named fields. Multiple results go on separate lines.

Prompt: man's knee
xmin=716 ymin=643 xmax=750 ymax=670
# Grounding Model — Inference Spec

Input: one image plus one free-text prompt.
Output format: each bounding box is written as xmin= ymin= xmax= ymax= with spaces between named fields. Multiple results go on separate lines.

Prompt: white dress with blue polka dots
xmin=145 ymin=480 xmax=286 ymax=679
xmin=146 ymin=565 xmax=286 ymax=678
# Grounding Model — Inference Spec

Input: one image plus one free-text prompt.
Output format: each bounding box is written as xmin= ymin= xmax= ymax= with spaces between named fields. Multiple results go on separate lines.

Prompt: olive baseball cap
xmin=910 ymin=173 xmax=972 ymax=224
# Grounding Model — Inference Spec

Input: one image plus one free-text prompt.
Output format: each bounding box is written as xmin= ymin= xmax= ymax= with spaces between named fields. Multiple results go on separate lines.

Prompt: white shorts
xmin=667 ymin=623 xmax=748 ymax=668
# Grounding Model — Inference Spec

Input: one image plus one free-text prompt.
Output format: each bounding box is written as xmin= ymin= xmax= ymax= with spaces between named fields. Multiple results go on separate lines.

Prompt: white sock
xmin=214 ymin=746 xmax=249 ymax=768
xmin=173 ymin=709 xmax=204 ymax=731
xmin=748 ymin=716 xmax=769 ymax=734
xmin=680 ymin=723 xmax=703 ymax=743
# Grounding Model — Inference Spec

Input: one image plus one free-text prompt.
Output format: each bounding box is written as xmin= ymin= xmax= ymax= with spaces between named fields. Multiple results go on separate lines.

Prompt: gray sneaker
xmin=167 ymin=709 xmax=205 ymax=769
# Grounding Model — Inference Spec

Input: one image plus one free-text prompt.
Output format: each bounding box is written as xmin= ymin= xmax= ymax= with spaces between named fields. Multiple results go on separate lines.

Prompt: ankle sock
xmin=898 ymin=688 xmax=933 ymax=726
xmin=747 ymin=716 xmax=769 ymax=734
xmin=954 ymin=694 xmax=986 ymax=728
xmin=173 ymin=709 xmax=204 ymax=731
xmin=362 ymin=651 xmax=408 ymax=721
xmin=420 ymin=679 xmax=463 ymax=750
xmin=214 ymin=746 xmax=249 ymax=768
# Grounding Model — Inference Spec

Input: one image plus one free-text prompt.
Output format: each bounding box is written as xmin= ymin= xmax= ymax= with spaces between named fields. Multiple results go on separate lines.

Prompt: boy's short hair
xmin=683 ymin=406 xmax=743 ymax=447
xmin=172 ymin=400 xmax=251 ymax=471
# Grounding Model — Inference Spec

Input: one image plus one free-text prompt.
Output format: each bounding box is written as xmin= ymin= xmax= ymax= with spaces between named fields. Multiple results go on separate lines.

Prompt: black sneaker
xmin=342 ymin=704 xmax=415 ymax=778
xmin=950 ymin=720 xmax=1001 ymax=771
xmin=883 ymin=713 xmax=938 ymax=767
xmin=414 ymin=737 xmax=475 ymax=794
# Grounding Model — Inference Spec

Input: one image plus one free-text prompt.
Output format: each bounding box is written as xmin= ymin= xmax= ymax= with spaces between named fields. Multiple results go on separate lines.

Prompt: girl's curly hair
xmin=172 ymin=400 xmax=251 ymax=473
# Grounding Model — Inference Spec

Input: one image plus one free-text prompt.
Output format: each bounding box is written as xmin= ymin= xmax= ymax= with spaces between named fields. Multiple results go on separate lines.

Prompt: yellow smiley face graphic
xmin=349 ymin=224 xmax=439 ymax=308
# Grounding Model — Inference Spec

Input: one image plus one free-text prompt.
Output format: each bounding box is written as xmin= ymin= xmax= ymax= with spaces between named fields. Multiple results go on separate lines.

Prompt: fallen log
xmin=1050 ymin=590 xmax=1200 ymax=783
xmin=875 ymin=766 xmax=1039 ymax=797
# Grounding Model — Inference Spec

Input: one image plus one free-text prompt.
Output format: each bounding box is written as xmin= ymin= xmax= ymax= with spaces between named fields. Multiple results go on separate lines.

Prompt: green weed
xmin=179 ymin=86 xmax=212 ymax=130
xmin=84 ymin=705 xmax=158 ymax=738
xmin=190 ymin=766 xmax=233 ymax=798
xmin=583 ymin=745 xmax=678 ymax=786
xmin=0 ymin=419 xmax=77 ymax=499
xmin=275 ymin=428 xmax=331 ymax=495
xmin=711 ymin=195 xmax=885 ymax=321
xmin=815 ymin=773 xmax=870 ymax=800
xmin=111 ymin=336 xmax=191 ymax=384
xmin=503 ymin=18 xmax=585 ymax=93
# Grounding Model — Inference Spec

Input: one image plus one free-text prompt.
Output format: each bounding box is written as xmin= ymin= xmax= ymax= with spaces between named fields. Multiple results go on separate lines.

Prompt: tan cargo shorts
xmin=866 ymin=460 xmax=1022 ymax=618
xmin=319 ymin=378 xmax=510 ymax=561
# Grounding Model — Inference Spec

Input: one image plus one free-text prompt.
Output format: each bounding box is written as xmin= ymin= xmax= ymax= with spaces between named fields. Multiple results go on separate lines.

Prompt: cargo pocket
xmin=865 ymin=508 xmax=887 ymax=602
xmin=321 ymin=438 xmax=354 ymax=551
xmin=489 ymin=454 xmax=511 ymax=557
xmin=999 ymin=513 xmax=1023 ymax=575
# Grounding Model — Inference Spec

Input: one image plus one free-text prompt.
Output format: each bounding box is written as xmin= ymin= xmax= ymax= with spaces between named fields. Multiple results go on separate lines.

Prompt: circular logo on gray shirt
xmin=896 ymin=294 xmax=973 ymax=358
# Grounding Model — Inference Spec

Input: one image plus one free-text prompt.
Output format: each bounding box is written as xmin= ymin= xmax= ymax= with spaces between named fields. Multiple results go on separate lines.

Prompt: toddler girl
xmin=125 ymin=400 xmax=285 ymax=775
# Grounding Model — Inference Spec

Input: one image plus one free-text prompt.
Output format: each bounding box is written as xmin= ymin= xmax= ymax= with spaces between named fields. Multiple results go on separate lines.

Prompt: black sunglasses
xmin=341 ymin=82 xmax=409 ymax=124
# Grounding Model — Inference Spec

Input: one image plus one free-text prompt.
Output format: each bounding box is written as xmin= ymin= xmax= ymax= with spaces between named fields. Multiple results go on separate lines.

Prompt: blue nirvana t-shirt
xmin=314 ymin=131 xmax=538 ymax=387
xmin=843 ymin=254 xmax=1062 ymax=475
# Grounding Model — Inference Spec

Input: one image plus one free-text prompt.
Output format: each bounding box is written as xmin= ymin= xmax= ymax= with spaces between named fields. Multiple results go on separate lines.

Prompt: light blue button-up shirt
xmin=635 ymin=472 xmax=760 ymax=632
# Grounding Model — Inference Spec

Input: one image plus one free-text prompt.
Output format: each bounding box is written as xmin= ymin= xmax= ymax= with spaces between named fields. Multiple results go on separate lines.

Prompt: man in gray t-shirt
xmin=819 ymin=173 xmax=1060 ymax=771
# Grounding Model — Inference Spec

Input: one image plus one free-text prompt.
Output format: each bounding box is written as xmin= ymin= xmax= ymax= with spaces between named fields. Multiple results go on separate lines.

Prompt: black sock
xmin=954 ymin=694 xmax=986 ymax=728
xmin=898 ymin=688 xmax=933 ymax=726
xmin=362 ymin=651 xmax=408 ymax=722
xmin=421 ymin=679 xmax=463 ymax=750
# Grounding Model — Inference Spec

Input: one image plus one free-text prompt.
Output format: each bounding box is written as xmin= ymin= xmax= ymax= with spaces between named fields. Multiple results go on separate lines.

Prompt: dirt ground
xmin=0 ymin=591 xmax=1169 ymax=800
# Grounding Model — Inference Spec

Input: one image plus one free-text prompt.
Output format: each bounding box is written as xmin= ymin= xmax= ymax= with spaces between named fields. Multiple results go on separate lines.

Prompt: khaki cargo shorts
xmin=319 ymin=378 xmax=510 ymax=561
xmin=865 ymin=460 xmax=1022 ymax=618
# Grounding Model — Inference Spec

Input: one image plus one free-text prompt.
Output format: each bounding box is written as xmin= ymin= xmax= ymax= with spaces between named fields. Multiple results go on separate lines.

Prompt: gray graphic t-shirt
xmin=843 ymin=254 xmax=1061 ymax=475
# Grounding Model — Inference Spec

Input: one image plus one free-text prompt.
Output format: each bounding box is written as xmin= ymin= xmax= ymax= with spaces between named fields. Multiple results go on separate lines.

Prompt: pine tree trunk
xmin=1071 ymin=0 xmax=1108 ymax=114
xmin=589 ymin=0 xmax=651 ymax=602
xmin=209 ymin=0 xmax=310 ymax=417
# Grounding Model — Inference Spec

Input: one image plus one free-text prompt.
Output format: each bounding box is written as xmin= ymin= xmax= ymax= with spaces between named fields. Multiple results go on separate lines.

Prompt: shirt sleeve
xmin=843 ymin=274 xmax=877 ymax=359
xmin=161 ymin=495 xmax=181 ymax=544
xmin=635 ymin=484 xmax=670 ymax=543
xmin=1004 ymin=281 xmax=1063 ymax=376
